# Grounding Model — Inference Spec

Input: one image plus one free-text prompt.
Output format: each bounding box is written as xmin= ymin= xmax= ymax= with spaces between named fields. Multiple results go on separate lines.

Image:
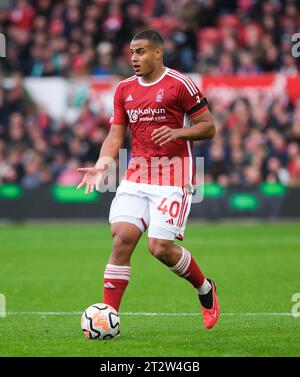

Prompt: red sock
xmin=170 ymin=247 xmax=205 ymax=289
xmin=103 ymin=264 xmax=131 ymax=311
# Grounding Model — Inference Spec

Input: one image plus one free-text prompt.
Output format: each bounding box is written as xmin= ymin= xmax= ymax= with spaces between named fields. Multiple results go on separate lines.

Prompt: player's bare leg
xmin=103 ymin=222 xmax=142 ymax=311
xmin=148 ymin=238 xmax=220 ymax=329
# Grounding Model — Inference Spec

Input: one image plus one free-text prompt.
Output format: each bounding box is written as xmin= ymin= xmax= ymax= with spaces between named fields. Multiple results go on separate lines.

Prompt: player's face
xmin=130 ymin=39 xmax=162 ymax=77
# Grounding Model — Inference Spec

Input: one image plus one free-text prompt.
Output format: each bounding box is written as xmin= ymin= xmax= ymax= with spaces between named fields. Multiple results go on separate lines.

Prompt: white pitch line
xmin=5 ymin=311 xmax=294 ymax=316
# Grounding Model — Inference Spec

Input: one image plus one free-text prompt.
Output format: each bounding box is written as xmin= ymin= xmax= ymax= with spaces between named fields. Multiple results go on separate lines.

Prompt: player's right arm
xmin=77 ymin=82 xmax=128 ymax=194
xmin=77 ymin=124 xmax=126 ymax=194
xmin=95 ymin=123 xmax=127 ymax=168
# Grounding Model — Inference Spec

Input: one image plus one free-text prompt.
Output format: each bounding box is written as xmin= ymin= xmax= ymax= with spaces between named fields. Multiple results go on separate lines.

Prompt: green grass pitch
xmin=0 ymin=222 xmax=300 ymax=357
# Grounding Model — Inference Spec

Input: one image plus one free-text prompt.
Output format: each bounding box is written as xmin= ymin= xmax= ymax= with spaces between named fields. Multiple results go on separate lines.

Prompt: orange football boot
xmin=200 ymin=279 xmax=220 ymax=329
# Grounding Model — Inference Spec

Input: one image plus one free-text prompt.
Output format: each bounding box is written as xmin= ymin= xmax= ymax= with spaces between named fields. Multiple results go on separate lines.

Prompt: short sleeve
xmin=178 ymin=77 xmax=209 ymax=119
xmin=110 ymin=84 xmax=128 ymax=126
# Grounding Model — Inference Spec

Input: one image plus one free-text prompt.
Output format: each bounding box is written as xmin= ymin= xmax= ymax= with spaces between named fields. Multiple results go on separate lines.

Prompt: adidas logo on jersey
xmin=126 ymin=94 xmax=133 ymax=102
xmin=166 ymin=218 xmax=174 ymax=225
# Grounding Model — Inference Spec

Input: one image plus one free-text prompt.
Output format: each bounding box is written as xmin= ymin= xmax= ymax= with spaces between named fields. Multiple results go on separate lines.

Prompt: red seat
xmin=148 ymin=17 xmax=178 ymax=37
xmin=196 ymin=27 xmax=221 ymax=52
xmin=218 ymin=14 xmax=240 ymax=29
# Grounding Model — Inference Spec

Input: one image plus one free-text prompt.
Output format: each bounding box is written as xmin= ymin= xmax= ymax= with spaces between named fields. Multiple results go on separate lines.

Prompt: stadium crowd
xmin=0 ymin=0 xmax=300 ymax=188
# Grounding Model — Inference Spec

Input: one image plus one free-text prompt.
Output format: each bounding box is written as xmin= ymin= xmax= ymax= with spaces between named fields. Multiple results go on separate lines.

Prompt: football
xmin=81 ymin=303 xmax=120 ymax=340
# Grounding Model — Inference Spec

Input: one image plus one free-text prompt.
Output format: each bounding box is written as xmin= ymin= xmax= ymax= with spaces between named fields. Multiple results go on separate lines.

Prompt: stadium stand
xmin=0 ymin=0 xmax=299 ymax=188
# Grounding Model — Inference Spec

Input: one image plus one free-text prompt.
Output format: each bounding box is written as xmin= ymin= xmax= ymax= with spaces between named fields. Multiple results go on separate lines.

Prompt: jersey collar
xmin=138 ymin=67 xmax=169 ymax=87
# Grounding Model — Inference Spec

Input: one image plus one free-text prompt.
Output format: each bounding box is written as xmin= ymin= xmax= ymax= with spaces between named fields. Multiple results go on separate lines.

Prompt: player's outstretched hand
xmin=77 ymin=167 xmax=103 ymax=194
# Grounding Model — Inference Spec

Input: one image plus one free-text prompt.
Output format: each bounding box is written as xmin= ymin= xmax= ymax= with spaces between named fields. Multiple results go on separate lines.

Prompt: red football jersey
xmin=111 ymin=68 xmax=208 ymax=186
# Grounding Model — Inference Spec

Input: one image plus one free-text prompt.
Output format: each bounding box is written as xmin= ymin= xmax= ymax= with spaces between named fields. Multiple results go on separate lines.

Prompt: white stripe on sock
xmin=104 ymin=274 xmax=130 ymax=280
xmin=106 ymin=264 xmax=131 ymax=270
xmin=104 ymin=264 xmax=131 ymax=281
xmin=170 ymin=247 xmax=191 ymax=276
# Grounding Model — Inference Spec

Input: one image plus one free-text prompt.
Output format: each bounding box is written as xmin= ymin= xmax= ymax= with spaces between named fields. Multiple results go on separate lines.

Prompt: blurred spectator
xmin=171 ymin=17 xmax=198 ymax=72
xmin=0 ymin=0 xmax=299 ymax=190
xmin=207 ymin=144 xmax=228 ymax=183
xmin=0 ymin=0 xmax=298 ymax=77
xmin=93 ymin=41 xmax=115 ymax=76
xmin=20 ymin=152 xmax=43 ymax=189
xmin=244 ymin=165 xmax=262 ymax=187
xmin=56 ymin=158 xmax=82 ymax=186
xmin=228 ymin=148 xmax=245 ymax=186
xmin=264 ymin=157 xmax=290 ymax=185
xmin=288 ymin=155 xmax=300 ymax=186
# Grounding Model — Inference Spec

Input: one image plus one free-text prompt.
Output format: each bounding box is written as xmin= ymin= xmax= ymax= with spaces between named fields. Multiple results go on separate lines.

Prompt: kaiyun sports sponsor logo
xmin=127 ymin=107 xmax=166 ymax=123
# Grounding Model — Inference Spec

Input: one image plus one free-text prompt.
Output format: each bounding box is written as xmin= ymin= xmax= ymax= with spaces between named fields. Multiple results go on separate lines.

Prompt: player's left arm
xmin=151 ymin=108 xmax=215 ymax=147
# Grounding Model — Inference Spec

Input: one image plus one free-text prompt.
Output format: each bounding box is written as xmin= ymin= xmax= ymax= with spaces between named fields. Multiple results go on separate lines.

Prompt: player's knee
xmin=112 ymin=231 xmax=135 ymax=250
xmin=148 ymin=239 xmax=171 ymax=261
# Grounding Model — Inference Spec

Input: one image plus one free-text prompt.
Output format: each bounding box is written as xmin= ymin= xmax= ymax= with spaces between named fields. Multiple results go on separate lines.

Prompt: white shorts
xmin=109 ymin=180 xmax=192 ymax=240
